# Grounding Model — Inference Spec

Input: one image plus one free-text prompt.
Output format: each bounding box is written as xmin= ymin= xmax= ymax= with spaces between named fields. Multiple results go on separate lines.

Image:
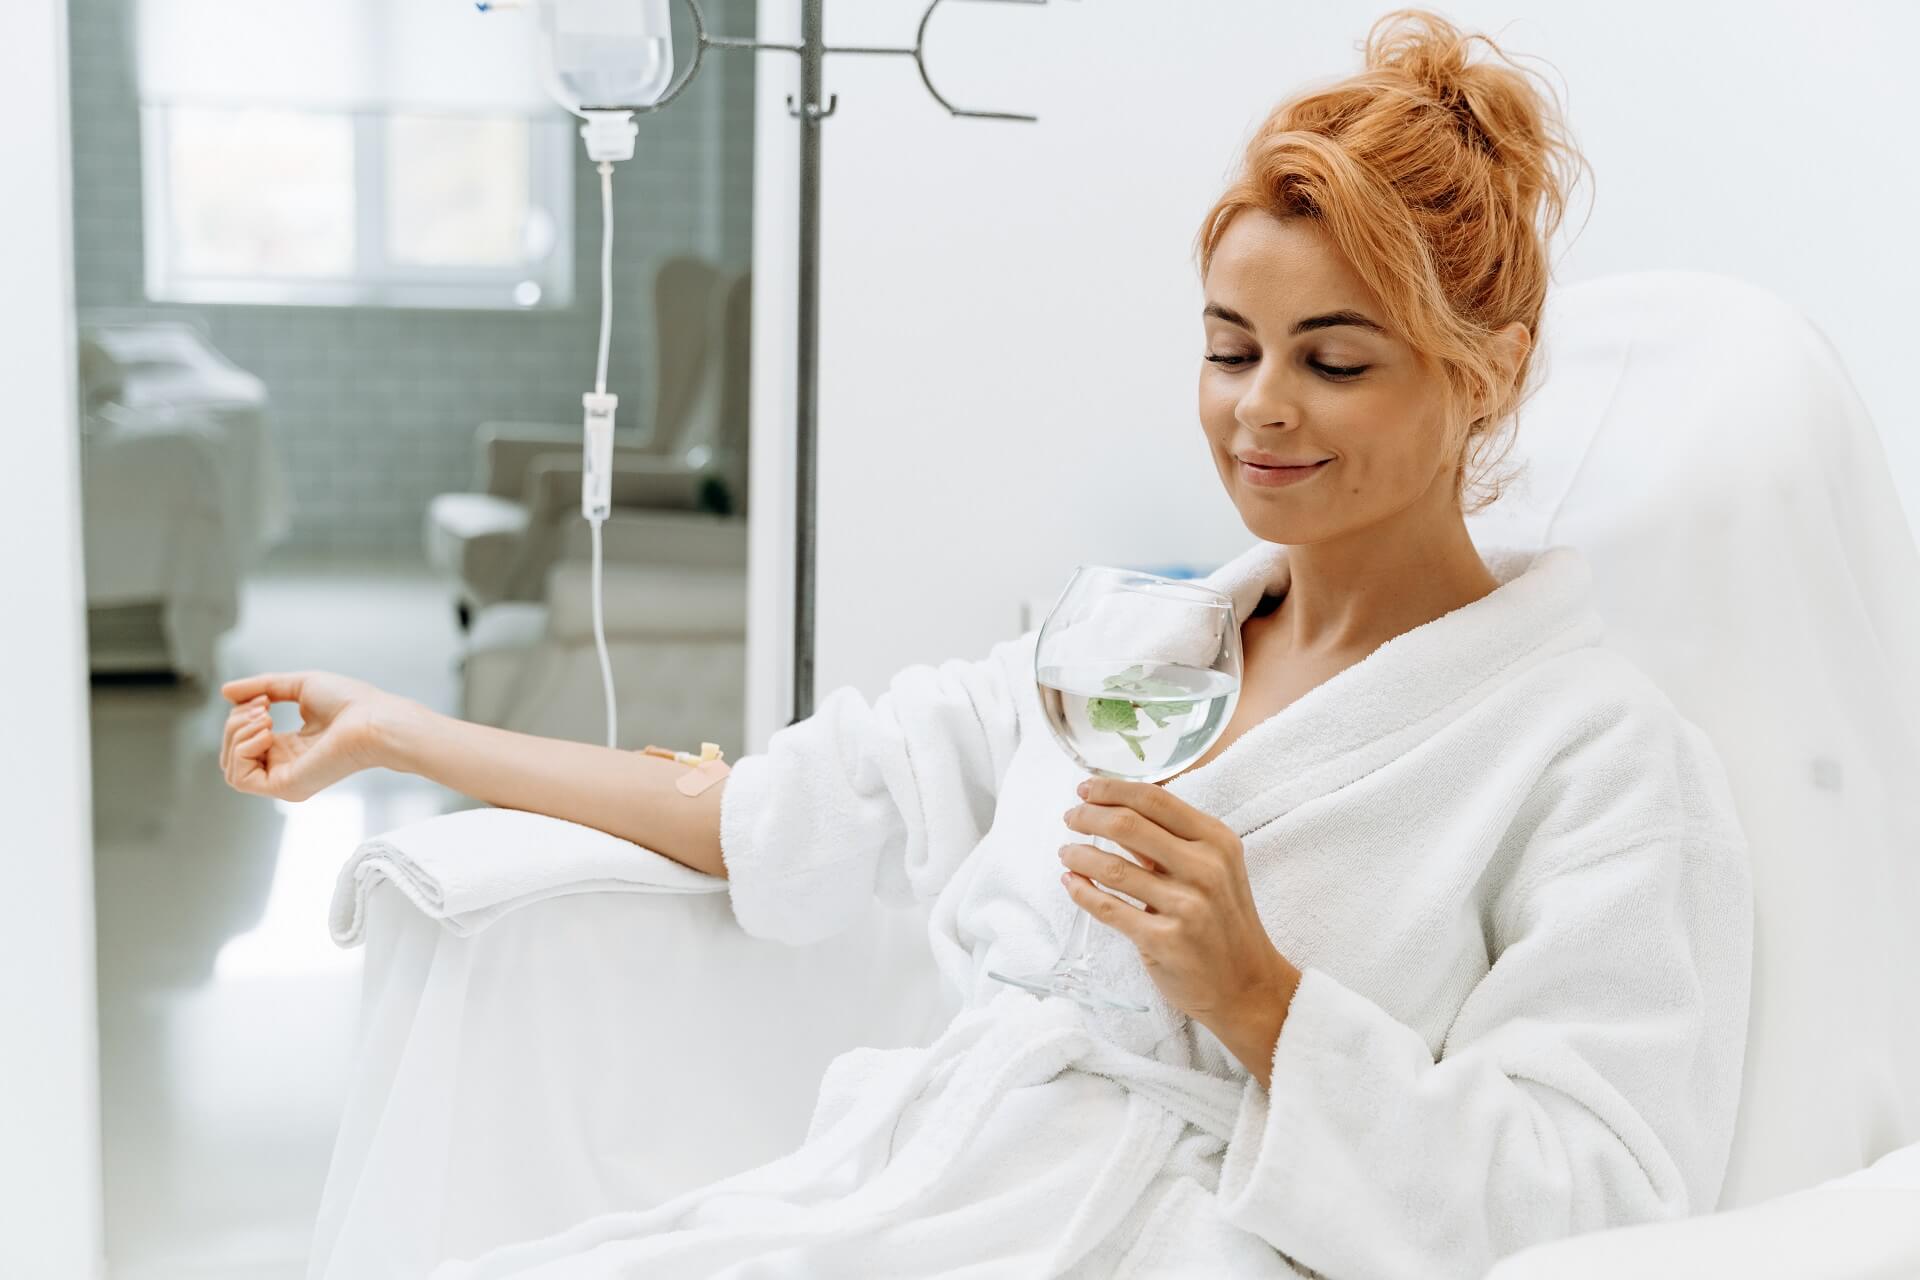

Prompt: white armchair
xmin=425 ymin=259 xmax=751 ymax=624
xmin=423 ymin=421 xmax=733 ymax=619
xmin=312 ymin=272 xmax=1920 ymax=1277
xmin=312 ymin=873 xmax=949 ymax=1277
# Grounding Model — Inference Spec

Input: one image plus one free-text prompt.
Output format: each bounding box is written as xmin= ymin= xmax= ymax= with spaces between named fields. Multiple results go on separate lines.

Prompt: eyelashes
xmin=1204 ymin=354 xmax=1370 ymax=381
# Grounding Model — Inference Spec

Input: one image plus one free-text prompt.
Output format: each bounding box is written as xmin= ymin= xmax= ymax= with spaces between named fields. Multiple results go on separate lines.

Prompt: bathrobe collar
xmin=1160 ymin=541 xmax=1605 ymax=830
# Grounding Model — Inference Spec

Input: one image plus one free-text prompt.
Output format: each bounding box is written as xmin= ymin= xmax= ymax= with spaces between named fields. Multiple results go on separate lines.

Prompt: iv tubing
xmin=596 ymin=161 xmax=614 ymax=396
xmin=590 ymin=516 xmax=616 ymax=747
xmin=590 ymin=158 xmax=618 ymax=747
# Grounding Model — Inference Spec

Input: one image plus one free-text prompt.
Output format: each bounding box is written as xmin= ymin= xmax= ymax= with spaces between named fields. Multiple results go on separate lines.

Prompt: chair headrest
xmin=1468 ymin=270 xmax=1920 ymax=1205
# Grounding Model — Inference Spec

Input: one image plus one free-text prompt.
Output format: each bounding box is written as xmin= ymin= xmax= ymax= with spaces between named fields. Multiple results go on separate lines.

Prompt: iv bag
xmin=538 ymin=0 xmax=674 ymax=113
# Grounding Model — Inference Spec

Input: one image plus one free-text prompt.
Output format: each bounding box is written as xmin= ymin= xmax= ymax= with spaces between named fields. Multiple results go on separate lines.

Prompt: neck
xmin=1270 ymin=473 xmax=1499 ymax=654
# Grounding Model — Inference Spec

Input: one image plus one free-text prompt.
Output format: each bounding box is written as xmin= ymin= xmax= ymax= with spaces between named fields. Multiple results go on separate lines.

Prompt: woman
xmin=220 ymin=11 xmax=1753 ymax=1277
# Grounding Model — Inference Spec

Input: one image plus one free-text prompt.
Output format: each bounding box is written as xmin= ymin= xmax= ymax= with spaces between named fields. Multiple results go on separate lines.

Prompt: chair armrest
xmin=522 ymin=453 xmax=712 ymax=521
xmin=556 ymin=508 xmax=748 ymax=568
xmin=543 ymin=557 xmax=746 ymax=643
xmin=544 ymin=511 xmax=748 ymax=641
xmin=1486 ymin=1170 xmax=1920 ymax=1279
xmin=476 ymin=422 xmax=579 ymax=499
xmin=476 ymin=422 xmax=681 ymax=501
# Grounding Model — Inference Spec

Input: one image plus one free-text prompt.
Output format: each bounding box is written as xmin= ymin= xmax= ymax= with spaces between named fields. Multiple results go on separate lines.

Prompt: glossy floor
xmin=92 ymin=557 xmax=467 ymax=1279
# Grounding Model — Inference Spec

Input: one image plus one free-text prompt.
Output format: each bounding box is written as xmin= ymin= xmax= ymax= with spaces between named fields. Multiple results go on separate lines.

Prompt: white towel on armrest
xmin=328 ymin=806 xmax=726 ymax=946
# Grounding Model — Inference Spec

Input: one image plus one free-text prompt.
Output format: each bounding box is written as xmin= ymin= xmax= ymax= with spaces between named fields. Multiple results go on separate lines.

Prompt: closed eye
xmin=1204 ymin=354 xmax=1370 ymax=381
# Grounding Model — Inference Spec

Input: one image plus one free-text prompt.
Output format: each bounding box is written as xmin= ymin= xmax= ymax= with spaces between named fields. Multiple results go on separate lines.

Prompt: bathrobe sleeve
xmin=1213 ymin=709 xmax=1755 ymax=1280
xmin=715 ymin=628 xmax=1036 ymax=945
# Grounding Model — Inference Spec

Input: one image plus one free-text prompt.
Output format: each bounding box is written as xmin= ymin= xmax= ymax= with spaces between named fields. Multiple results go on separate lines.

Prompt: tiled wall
xmin=67 ymin=0 xmax=756 ymax=558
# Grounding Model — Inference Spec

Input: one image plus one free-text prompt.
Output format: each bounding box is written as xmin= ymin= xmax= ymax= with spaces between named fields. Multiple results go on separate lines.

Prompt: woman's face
xmin=1199 ymin=210 xmax=1461 ymax=546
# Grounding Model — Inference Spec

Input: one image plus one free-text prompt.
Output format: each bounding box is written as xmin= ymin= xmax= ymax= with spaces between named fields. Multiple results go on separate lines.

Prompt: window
xmin=141 ymin=107 xmax=573 ymax=310
xmin=135 ymin=0 xmax=571 ymax=310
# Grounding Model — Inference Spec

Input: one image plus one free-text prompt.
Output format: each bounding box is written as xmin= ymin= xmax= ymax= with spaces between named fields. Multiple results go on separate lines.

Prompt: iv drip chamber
xmin=539 ymin=0 xmax=675 ymax=113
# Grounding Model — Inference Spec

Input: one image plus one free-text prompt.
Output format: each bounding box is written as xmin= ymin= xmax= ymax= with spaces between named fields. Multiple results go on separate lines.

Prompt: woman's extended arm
xmin=219 ymin=669 xmax=727 ymax=878
xmin=225 ymin=621 xmax=1037 ymax=915
xmin=377 ymin=703 xmax=728 ymax=879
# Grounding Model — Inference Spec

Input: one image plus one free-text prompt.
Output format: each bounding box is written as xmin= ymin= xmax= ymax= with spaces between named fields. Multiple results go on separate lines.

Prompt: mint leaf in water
xmin=1095 ymin=663 xmax=1201 ymax=758
xmin=1140 ymin=699 xmax=1195 ymax=728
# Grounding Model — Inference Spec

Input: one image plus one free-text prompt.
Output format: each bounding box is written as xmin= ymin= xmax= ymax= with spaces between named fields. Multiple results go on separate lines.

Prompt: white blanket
xmin=329 ymin=806 xmax=725 ymax=945
xmin=429 ymin=538 xmax=1754 ymax=1279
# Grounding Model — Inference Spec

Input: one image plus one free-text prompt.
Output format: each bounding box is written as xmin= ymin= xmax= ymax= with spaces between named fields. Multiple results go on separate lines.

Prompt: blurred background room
xmin=67 ymin=0 xmax=754 ymax=1273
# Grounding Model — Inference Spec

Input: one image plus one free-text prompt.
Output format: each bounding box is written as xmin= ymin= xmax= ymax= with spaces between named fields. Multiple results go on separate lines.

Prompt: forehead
xmin=1204 ymin=210 xmax=1375 ymax=316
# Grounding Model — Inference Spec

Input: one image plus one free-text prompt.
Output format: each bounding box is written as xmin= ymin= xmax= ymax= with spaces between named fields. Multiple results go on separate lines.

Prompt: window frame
xmin=139 ymin=104 xmax=576 ymax=311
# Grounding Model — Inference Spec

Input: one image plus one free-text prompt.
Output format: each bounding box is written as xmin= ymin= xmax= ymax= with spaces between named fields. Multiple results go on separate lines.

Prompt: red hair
xmin=1196 ymin=9 xmax=1591 ymax=513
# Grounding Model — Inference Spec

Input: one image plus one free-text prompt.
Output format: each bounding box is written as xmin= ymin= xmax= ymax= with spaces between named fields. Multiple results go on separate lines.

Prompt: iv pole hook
xmin=912 ymin=0 xmax=1052 ymax=122
xmin=823 ymin=0 xmax=1065 ymax=123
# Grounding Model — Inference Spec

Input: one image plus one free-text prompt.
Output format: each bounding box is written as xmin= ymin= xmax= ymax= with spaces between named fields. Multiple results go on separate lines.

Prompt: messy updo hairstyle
xmin=1195 ymin=9 xmax=1590 ymax=514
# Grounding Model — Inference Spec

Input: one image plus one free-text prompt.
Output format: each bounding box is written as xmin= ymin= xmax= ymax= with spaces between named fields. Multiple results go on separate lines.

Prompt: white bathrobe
xmin=431 ymin=539 xmax=1754 ymax=1280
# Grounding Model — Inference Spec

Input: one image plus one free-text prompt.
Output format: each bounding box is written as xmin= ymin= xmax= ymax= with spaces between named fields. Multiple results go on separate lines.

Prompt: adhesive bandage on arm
xmin=641 ymin=741 xmax=732 ymax=797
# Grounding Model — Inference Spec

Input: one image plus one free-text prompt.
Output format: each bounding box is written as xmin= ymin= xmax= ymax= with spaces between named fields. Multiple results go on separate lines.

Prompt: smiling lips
xmin=1238 ymin=451 xmax=1332 ymax=467
xmin=1237 ymin=456 xmax=1330 ymax=488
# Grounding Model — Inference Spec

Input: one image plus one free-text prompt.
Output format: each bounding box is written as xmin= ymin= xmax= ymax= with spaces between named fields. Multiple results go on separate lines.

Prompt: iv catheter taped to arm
xmin=643 ymin=742 xmax=732 ymax=796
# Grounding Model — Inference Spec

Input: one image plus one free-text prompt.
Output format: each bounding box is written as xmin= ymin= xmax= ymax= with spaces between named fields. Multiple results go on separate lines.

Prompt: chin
xmin=1231 ymin=497 xmax=1312 ymax=546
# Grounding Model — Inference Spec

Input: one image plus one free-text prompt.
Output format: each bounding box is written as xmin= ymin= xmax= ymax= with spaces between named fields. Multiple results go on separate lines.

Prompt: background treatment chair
xmin=425 ymin=259 xmax=751 ymax=625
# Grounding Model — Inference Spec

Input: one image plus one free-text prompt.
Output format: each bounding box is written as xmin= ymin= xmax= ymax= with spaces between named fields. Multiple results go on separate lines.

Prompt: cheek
xmin=1197 ymin=384 xmax=1237 ymax=445
xmin=1321 ymin=385 xmax=1430 ymax=459
xmin=1196 ymin=377 xmax=1232 ymax=419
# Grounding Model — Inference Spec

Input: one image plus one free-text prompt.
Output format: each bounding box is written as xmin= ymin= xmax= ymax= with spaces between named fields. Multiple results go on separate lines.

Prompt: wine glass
xmin=987 ymin=564 xmax=1243 ymax=1012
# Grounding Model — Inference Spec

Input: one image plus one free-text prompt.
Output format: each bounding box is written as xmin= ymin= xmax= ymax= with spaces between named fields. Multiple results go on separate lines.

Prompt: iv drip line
xmin=588 ymin=157 xmax=618 ymax=747
xmin=595 ymin=162 xmax=614 ymax=399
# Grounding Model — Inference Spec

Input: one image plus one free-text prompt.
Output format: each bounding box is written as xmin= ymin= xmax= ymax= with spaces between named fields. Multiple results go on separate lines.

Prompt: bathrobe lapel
xmin=1159 ymin=540 xmax=1607 ymax=834
xmin=1066 ymin=538 xmax=1610 ymax=1051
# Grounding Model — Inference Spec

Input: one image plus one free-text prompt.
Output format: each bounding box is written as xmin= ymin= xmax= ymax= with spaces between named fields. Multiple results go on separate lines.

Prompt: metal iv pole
xmin=581 ymin=0 xmax=1068 ymax=723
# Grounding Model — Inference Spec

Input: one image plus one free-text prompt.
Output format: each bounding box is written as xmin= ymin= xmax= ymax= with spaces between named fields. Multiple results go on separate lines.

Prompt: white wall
xmin=0 ymin=0 xmax=106 ymax=1275
xmin=745 ymin=0 xmax=1919 ymax=731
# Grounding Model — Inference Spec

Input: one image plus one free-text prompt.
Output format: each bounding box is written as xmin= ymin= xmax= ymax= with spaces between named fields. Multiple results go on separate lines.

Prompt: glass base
xmin=986 ymin=961 xmax=1149 ymax=1013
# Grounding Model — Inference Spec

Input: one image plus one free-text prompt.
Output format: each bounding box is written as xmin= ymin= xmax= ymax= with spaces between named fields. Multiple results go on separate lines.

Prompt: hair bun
xmin=1365 ymin=9 xmax=1533 ymax=165
xmin=1361 ymin=8 xmax=1578 ymax=228
xmin=1365 ymin=7 xmax=1474 ymax=94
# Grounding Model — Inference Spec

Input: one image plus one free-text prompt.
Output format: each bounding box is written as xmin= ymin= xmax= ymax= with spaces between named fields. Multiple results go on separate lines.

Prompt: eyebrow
xmin=1203 ymin=302 xmax=1386 ymax=337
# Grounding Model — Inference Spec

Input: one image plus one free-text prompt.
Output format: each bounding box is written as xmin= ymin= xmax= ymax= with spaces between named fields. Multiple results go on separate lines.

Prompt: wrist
xmin=1217 ymin=950 xmax=1301 ymax=1090
xmin=366 ymin=697 xmax=436 ymax=775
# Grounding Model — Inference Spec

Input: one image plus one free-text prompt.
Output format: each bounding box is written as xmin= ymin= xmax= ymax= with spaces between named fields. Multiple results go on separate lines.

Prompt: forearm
xmin=372 ymin=702 xmax=729 ymax=878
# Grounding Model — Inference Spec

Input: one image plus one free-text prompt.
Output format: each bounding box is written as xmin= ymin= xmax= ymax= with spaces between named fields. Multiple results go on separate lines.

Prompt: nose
xmin=1234 ymin=363 xmax=1301 ymax=434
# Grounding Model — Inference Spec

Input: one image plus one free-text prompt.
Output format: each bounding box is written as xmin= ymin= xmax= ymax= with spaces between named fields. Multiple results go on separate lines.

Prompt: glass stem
xmin=1053 ymin=833 xmax=1123 ymax=975
xmin=1054 ymin=900 xmax=1096 ymax=975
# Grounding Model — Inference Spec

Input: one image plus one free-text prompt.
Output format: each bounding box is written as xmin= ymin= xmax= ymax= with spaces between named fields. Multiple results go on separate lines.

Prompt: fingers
xmin=1079 ymin=777 xmax=1226 ymax=843
xmin=220 ymin=671 xmax=304 ymax=706
xmin=221 ymin=697 xmax=271 ymax=777
xmin=1062 ymin=870 xmax=1159 ymax=947
xmin=1059 ymin=841 xmax=1185 ymax=914
xmin=227 ymin=720 xmax=275 ymax=793
xmin=1063 ymin=794 xmax=1194 ymax=877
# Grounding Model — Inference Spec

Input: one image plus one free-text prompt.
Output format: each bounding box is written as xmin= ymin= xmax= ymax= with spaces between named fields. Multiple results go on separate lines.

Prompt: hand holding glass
xmin=987 ymin=565 xmax=1244 ymax=1012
